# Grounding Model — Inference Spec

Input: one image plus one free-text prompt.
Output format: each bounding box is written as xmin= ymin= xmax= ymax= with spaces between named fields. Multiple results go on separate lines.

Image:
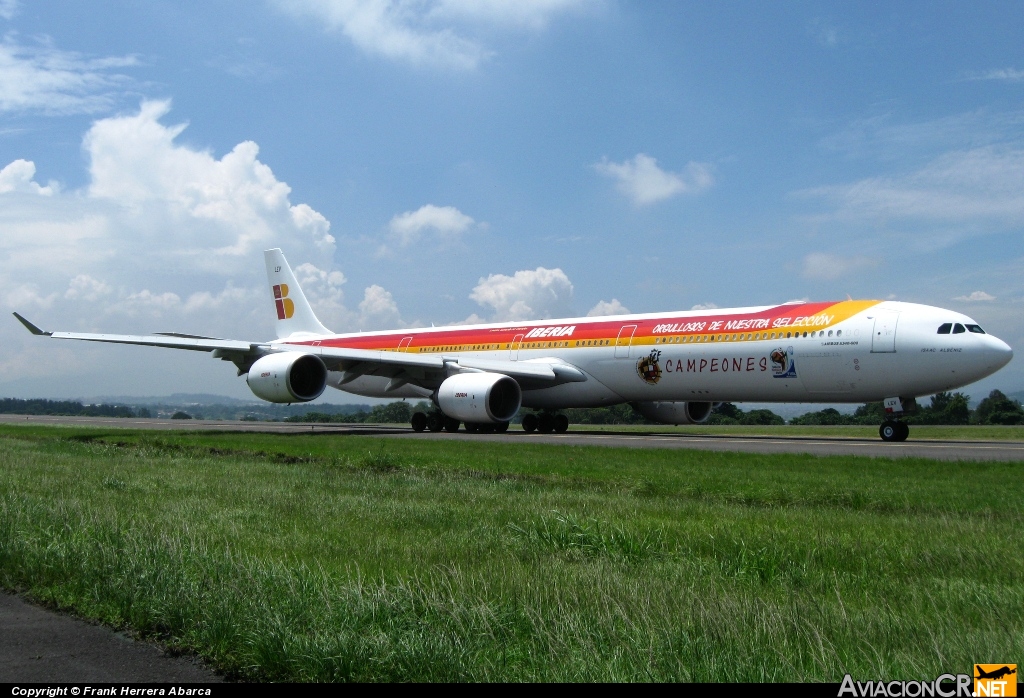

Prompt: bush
xmin=740 ymin=409 xmax=785 ymax=426
xmin=790 ymin=408 xmax=855 ymax=426
xmin=974 ymin=390 xmax=1024 ymax=425
xmin=368 ymin=401 xmax=412 ymax=424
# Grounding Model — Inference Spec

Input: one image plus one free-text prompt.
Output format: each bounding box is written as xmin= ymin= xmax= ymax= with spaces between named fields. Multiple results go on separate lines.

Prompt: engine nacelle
xmin=632 ymin=400 xmax=713 ymax=425
xmin=246 ymin=352 xmax=328 ymax=403
xmin=437 ymin=372 xmax=521 ymax=423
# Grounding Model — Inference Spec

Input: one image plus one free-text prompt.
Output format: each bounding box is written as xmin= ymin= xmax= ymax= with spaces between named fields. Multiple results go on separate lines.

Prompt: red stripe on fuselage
xmin=284 ymin=301 xmax=845 ymax=352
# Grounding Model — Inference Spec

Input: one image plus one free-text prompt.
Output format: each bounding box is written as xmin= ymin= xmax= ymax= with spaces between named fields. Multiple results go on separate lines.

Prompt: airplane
xmin=12 ymin=249 xmax=1014 ymax=442
xmin=975 ymin=666 xmax=1016 ymax=681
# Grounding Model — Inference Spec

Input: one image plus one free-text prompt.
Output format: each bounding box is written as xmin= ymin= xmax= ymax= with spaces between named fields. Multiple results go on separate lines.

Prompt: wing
xmin=14 ymin=312 xmax=264 ymax=373
xmin=14 ymin=313 xmax=588 ymax=391
xmin=312 ymin=345 xmax=587 ymax=392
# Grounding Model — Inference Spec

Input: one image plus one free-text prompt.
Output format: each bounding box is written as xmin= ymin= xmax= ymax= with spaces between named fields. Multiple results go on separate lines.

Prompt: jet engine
xmin=632 ymin=400 xmax=714 ymax=425
xmin=246 ymin=352 xmax=328 ymax=403
xmin=437 ymin=372 xmax=521 ymax=423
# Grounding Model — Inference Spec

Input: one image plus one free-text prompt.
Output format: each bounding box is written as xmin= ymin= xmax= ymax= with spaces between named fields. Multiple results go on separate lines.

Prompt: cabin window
xmin=952 ymin=323 xmax=966 ymax=334
xmin=965 ymin=324 xmax=985 ymax=334
xmin=937 ymin=323 xmax=951 ymax=334
xmin=785 ymin=332 xmax=792 ymax=338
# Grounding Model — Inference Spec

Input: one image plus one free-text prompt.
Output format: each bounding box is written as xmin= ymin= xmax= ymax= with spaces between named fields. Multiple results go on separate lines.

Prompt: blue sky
xmin=1 ymin=1 xmax=1022 ymax=401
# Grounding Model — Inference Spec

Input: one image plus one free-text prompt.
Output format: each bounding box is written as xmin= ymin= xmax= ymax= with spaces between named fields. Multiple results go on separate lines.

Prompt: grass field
xmin=565 ymin=423 xmax=1024 ymax=440
xmin=0 ymin=424 xmax=1020 ymax=681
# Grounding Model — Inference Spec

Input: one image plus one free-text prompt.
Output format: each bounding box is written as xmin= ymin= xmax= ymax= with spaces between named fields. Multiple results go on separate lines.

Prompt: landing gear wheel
xmin=426 ymin=412 xmax=444 ymax=432
xmin=465 ymin=422 xmax=479 ymax=433
xmin=444 ymin=416 xmax=461 ymax=433
xmin=494 ymin=421 xmax=509 ymax=433
xmin=522 ymin=413 xmax=538 ymax=432
xmin=411 ymin=412 xmax=427 ymax=432
xmin=538 ymin=413 xmax=555 ymax=433
xmin=478 ymin=423 xmax=495 ymax=434
xmin=879 ymin=422 xmax=908 ymax=442
xmin=554 ymin=414 xmax=569 ymax=433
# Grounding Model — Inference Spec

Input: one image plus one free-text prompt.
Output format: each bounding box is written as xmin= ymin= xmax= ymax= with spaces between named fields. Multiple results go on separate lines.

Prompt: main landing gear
xmin=879 ymin=421 xmax=909 ymax=442
xmin=410 ymin=411 xmax=510 ymax=434
xmin=520 ymin=412 xmax=569 ymax=434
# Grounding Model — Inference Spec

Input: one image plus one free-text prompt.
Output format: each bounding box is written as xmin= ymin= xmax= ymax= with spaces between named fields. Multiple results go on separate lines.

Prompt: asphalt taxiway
xmin=0 ymin=592 xmax=221 ymax=682
xmin=2 ymin=414 xmax=1023 ymax=461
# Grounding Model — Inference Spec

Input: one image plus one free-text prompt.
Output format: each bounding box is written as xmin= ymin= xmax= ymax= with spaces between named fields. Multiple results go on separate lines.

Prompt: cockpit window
xmin=965 ymin=324 xmax=986 ymax=334
xmin=952 ymin=323 xmax=966 ymax=334
xmin=937 ymin=323 xmax=952 ymax=334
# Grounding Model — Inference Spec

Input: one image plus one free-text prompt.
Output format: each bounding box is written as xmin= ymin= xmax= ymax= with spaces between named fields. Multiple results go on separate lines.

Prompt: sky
xmin=1 ymin=0 xmax=1023 ymax=403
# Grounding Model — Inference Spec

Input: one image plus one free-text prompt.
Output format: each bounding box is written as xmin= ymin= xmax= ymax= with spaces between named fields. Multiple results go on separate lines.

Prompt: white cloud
xmin=64 ymin=275 xmax=110 ymax=301
xmin=587 ymin=298 xmax=629 ymax=316
xmin=962 ymin=68 xmax=1024 ymax=82
xmin=798 ymin=147 xmax=1024 ymax=228
xmin=801 ymin=252 xmax=879 ymax=281
xmin=290 ymin=263 xmax=404 ymax=331
xmin=0 ymin=100 xmax=339 ymax=342
xmin=5 ymin=284 xmax=56 ymax=309
xmin=953 ymin=291 xmax=996 ymax=302
xmin=808 ymin=18 xmax=838 ymax=47
xmin=594 ymin=153 xmax=713 ymax=206
xmin=0 ymin=159 xmax=55 ymax=195
xmin=469 ymin=267 xmax=573 ymax=321
xmin=0 ymin=36 xmax=136 ymax=115
xmin=388 ymin=203 xmax=475 ymax=245
xmin=276 ymin=0 xmax=591 ymax=70
xmin=432 ymin=0 xmax=588 ymax=29
xmin=690 ymin=302 xmax=718 ymax=311
xmin=0 ymin=1 xmax=17 ymax=21
xmin=358 ymin=284 xmax=403 ymax=328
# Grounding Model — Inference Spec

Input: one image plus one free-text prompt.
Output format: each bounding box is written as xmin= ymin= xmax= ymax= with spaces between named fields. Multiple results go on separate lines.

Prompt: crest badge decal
xmin=770 ymin=346 xmax=797 ymax=378
xmin=637 ymin=349 xmax=662 ymax=385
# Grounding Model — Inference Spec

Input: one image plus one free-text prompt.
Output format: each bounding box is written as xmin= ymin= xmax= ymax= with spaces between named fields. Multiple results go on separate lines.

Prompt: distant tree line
xmin=789 ymin=390 xmax=1024 ymax=426
xmin=3 ymin=391 xmax=1023 ymax=427
xmin=0 ymin=398 xmax=135 ymax=418
xmin=283 ymin=401 xmax=418 ymax=424
xmin=707 ymin=403 xmax=785 ymax=426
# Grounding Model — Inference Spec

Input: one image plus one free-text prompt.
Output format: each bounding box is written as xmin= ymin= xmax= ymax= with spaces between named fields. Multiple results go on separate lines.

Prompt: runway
xmin=3 ymin=413 xmax=1024 ymax=461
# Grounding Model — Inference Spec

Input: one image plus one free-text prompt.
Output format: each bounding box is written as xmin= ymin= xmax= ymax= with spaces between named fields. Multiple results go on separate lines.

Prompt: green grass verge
xmin=0 ymin=425 xmax=1020 ymax=681
xmin=566 ymin=423 xmax=1024 ymax=440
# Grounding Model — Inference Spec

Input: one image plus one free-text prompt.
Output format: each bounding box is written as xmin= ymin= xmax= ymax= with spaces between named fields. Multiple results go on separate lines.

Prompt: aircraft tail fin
xmin=264 ymin=249 xmax=331 ymax=339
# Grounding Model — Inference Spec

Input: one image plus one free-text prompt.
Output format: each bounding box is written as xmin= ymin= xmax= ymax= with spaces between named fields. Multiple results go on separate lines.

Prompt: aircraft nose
xmin=989 ymin=336 xmax=1013 ymax=370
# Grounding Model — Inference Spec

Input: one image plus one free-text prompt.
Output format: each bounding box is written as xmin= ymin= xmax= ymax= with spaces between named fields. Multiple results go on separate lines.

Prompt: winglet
xmin=12 ymin=312 xmax=51 ymax=336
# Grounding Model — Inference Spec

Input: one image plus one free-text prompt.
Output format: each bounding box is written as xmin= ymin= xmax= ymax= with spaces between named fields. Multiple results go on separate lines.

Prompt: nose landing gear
xmin=879 ymin=421 xmax=909 ymax=442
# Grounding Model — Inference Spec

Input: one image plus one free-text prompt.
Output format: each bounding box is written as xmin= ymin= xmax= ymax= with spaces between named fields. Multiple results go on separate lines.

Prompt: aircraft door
xmin=615 ymin=325 xmax=637 ymax=358
xmin=871 ymin=311 xmax=899 ymax=353
xmin=510 ymin=334 xmax=524 ymax=361
xmin=398 ymin=336 xmax=413 ymax=352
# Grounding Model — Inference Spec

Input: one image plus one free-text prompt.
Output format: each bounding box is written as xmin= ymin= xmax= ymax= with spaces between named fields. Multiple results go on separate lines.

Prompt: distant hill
xmin=87 ymin=393 xmax=256 ymax=406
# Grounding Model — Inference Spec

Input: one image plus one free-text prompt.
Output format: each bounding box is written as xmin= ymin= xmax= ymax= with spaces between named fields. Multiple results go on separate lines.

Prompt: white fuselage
xmin=284 ymin=301 xmax=1013 ymax=408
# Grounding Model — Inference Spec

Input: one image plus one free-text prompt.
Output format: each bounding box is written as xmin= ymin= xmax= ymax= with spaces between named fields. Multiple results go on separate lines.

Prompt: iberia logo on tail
xmin=273 ymin=284 xmax=294 ymax=320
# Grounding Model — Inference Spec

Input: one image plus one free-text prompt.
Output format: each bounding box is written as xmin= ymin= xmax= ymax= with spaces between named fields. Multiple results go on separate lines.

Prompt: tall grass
xmin=0 ymin=427 xmax=1020 ymax=681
